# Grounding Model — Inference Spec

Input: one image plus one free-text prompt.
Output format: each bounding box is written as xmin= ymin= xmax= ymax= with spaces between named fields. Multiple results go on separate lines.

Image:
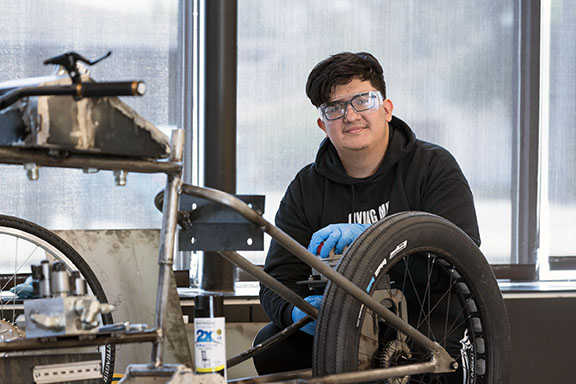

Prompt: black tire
xmin=0 ymin=214 xmax=115 ymax=384
xmin=314 ymin=212 xmax=511 ymax=384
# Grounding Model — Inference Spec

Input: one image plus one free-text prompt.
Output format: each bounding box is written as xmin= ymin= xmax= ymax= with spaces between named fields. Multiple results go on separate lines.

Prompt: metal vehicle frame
xmin=0 ymin=128 xmax=456 ymax=383
xmin=0 ymin=55 xmax=466 ymax=381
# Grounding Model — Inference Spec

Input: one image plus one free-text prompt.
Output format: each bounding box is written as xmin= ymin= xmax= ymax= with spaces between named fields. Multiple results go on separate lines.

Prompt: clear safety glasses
xmin=318 ymin=90 xmax=383 ymax=121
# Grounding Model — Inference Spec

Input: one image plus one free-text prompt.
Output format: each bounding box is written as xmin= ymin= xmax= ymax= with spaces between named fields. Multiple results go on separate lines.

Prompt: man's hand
xmin=307 ymin=223 xmax=370 ymax=258
xmin=291 ymin=295 xmax=323 ymax=336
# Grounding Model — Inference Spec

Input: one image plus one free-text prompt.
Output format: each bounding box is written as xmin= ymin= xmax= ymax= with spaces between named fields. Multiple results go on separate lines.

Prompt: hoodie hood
xmin=314 ymin=115 xmax=417 ymax=185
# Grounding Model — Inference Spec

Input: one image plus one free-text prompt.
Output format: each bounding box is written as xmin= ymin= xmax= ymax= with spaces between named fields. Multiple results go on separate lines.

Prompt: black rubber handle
xmin=76 ymin=81 xmax=146 ymax=97
xmin=0 ymin=81 xmax=146 ymax=111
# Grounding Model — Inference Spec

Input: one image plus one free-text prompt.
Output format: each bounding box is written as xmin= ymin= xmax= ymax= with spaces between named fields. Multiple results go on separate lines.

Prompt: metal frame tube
xmin=229 ymin=370 xmax=312 ymax=384
xmin=150 ymin=129 xmax=185 ymax=367
xmin=227 ymin=317 xmax=313 ymax=368
xmin=0 ymin=330 xmax=158 ymax=353
xmin=0 ymin=147 xmax=182 ymax=175
xmin=219 ymin=251 xmax=318 ymax=319
xmin=266 ymin=361 xmax=437 ymax=384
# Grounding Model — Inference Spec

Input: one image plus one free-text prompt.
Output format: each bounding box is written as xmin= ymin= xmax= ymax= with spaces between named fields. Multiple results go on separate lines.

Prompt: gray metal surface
xmin=54 ymin=229 xmax=167 ymax=372
xmin=24 ymin=296 xmax=103 ymax=338
xmin=0 ymin=75 xmax=171 ymax=159
xmin=33 ymin=359 xmax=102 ymax=383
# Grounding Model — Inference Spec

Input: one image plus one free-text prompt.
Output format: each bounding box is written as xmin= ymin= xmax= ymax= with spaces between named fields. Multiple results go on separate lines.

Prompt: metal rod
xmin=0 ymin=330 xmax=159 ymax=353
xmin=123 ymin=363 xmax=188 ymax=377
xmin=228 ymin=370 xmax=312 ymax=384
xmin=266 ymin=361 xmax=437 ymax=384
xmin=0 ymin=147 xmax=181 ymax=175
xmin=219 ymin=251 xmax=318 ymax=319
xmin=150 ymin=129 xmax=185 ymax=367
xmin=226 ymin=315 xmax=313 ymax=368
xmin=229 ymin=361 xmax=436 ymax=384
xmin=180 ymin=184 xmax=452 ymax=370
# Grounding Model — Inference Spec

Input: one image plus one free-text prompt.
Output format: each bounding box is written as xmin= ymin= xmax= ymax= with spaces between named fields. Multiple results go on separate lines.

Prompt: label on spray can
xmin=194 ymin=316 xmax=226 ymax=376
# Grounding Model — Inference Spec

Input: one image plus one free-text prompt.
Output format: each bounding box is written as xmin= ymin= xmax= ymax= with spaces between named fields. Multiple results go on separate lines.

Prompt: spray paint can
xmin=194 ymin=295 xmax=226 ymax=378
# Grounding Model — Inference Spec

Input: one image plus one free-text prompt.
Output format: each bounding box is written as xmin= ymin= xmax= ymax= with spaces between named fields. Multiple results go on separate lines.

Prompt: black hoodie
xmin=260 ymin=116 xmax=480 ymax=328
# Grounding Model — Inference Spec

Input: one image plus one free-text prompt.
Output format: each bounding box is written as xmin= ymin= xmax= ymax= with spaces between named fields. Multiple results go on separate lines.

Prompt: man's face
xmin=317 ymin=78 xmax=393 ymax=156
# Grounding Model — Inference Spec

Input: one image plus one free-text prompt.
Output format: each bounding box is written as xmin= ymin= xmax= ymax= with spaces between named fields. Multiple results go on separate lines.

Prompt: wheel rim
xmin=356 ymin=252 xmax=486 ymax=384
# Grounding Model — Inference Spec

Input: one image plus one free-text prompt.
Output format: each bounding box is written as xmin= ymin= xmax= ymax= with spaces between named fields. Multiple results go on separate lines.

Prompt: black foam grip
xmin=77 ymin=81 xmax=145 ymax=97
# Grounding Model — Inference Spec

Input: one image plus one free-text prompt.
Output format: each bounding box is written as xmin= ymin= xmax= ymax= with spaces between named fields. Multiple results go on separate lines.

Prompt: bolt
xmin=24 ymin=163 xmax=39 ymax=181
xmin=114 ymin=170 xmax=128 ymax=186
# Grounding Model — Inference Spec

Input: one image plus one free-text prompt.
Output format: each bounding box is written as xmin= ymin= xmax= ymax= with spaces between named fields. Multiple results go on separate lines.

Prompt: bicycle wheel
xmin=314 ymin=212 xmax=511 ymax=384
xmin=0 ymin=214 xmax=115 ymax=384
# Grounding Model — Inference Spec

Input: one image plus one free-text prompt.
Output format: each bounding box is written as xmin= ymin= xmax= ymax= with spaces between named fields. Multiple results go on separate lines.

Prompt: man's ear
xmin=317 ymin=117 xmax=327 ymax=134
xmin=383 ymin=99 xmax=394 ymax=122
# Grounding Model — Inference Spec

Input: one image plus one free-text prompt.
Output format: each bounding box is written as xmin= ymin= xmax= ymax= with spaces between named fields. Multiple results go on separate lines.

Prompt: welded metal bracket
xmin=178 ymin=194 xmax=265 ymax=252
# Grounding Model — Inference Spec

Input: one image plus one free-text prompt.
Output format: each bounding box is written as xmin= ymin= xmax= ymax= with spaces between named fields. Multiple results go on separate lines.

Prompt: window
xmin=539 ymin=0 xmax=576 ymax=279
xmin=0 ymin=0 xmax=179 ymax=230
xmin=237 ymin=0 xmax=518 ymax=265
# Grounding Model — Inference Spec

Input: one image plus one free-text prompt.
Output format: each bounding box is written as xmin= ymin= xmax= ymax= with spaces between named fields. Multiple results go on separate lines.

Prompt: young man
xmin=254 ymin=52 xmax=480 ymax=374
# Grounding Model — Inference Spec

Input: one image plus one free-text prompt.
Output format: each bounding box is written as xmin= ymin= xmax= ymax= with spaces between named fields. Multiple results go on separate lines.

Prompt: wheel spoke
xmin=0 ymin=244 xmax=42 ymax=292
xmin=400 ymin=256 xmax=437 ymax=343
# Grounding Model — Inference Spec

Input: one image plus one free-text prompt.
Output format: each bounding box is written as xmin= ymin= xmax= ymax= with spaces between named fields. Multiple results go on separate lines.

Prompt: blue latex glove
xmin=307 ymin=223 xmax=370 ymax=258
xmin=291 ymin=295 xmax=323 ymax=336
xmin=9 ymin=276 xmax=36 ymax=299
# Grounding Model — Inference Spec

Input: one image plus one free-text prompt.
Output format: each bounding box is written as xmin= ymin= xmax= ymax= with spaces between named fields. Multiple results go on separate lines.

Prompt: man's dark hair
xmin=306 ymin=52 xmax=387 ymax=108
